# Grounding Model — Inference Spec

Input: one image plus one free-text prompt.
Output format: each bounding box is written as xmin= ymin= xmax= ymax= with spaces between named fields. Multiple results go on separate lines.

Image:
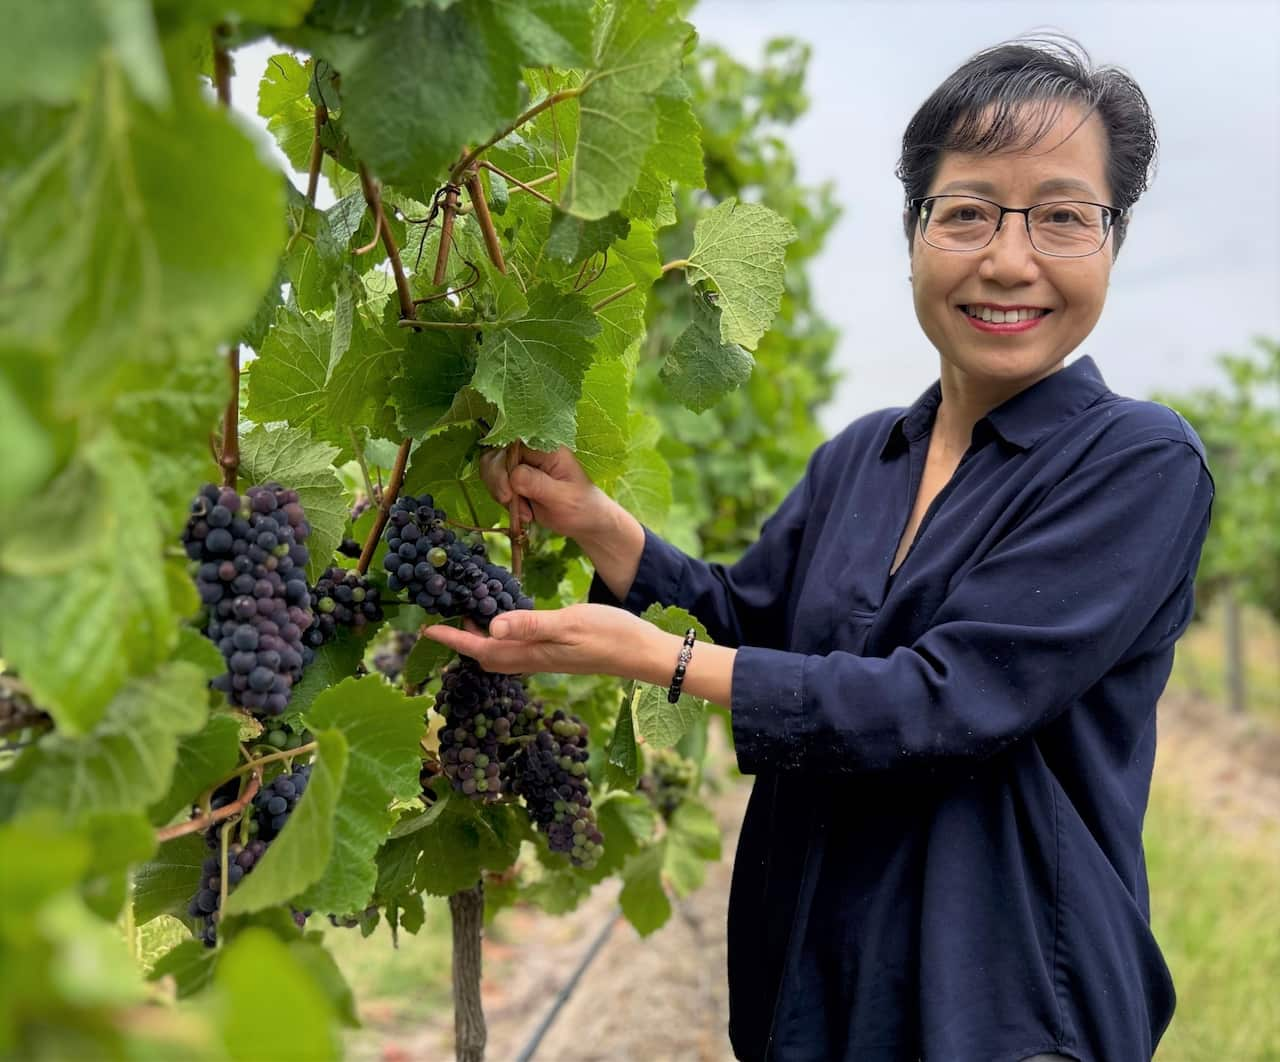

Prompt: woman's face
xmin=909 ymin=102 xmax=1115 ymax=392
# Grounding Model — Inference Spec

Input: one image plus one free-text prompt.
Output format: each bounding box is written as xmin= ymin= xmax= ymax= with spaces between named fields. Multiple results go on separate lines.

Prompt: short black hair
xmin=895 ymin=32 xmax=1157 ymax=259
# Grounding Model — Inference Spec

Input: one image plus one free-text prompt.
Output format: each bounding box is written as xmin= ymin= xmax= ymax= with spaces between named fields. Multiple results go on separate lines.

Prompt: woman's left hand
xmin=418 ymin=603 xmax=667 ymax=682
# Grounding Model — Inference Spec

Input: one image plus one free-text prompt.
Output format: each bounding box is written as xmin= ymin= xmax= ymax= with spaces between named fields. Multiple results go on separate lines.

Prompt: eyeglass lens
xmin=921 ymin=197 xmax=1108 ymax=256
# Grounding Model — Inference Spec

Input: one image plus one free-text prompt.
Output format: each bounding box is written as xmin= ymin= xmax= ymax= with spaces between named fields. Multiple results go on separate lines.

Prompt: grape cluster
xmin=373 ymin=629 xmax=418 ymax=684
xmin=182 ymin=483 xmax=315 ymax=716
xmin=186 ymin=763 xmax=313 ymax=947
xmin=381 ymin=494 xmax=534 ymax=628
xmin=251 ymin=763 xmax=312 ymax=841
xmin=433 ymin=656 xmax=527 ymax=802
xmin=306 ymin=567 xmax=383 ymax=648
xmin=189 ymin=837 xmax=268 ymax=947
xmin=638 ymin=748 xmax=698 ymax=821
xmin=510 ymin=707 xmax=603 ymax=868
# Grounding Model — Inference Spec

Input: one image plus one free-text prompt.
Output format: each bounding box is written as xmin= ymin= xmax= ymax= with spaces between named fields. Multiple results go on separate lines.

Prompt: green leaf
xmin=544 ymin=208 xmax=630 ymax=264
xmin=149 ymin=713 xmax=243 ymax=827
xmin=403 ymin=634 xmax=455 ymax=687
xmin=288 ymin=625 xmax=377 ymax=718
xmin=149 ymin=938 xmax=217 ymax=999
xmin=295 ymin=678 xmax=425 ymax=914
xmin=0 ymin=377 xmax=54 ymax=510
xmin=0 ymin=1 xmax=167 ymax=108
xmin=216 ymin=929 xmax=341 ymax=1061
xmin=564 ymin=0 xmax=693 ymax=219
xmin=489 ymin=0 xmax=595 ymax=67
xmin=244 ymin=306 xmax=332 ymax=438
xmin=617 ymin=841 xmax=670 ymax=936
xmin=391 ymin=322 xmax=478 ymax=439
xmin=258 ymin=52 xmax=314 ymax=173
xmin=238 ymin=425 xmax=346 ymax=582
xmin=660 ymin=293 xmax=754 ymax=413
xmin=284 ymin=190 xmax=346 ymax=313
xmin=287 ymin=938 xmax=360 ymax=1028
xmin=575 ymin=359 xmax=631 ymax=489
xmin=325 ymin=307 xmax=404 ymax=444
xmin=223 ymin=730 xmax=348 ymax=916
xmin=472 ymin=284 xmax=600 ymax=450
xmin=582 ymin=220 xmax=660 ymax=361
xmin=399 ymin=423 xmax=499 ymax=530
xmin=0 ymin=435 xmax=189 ymax=733
xmin=591 ymin=790 xmax=655 ymax=879
xmin=16 ymin=662 xmax=210 ymax=821
xmin=413 ymin=801 xmax=523 ymax=896
xmin=134 ymin=833 xmax=206 ymax=926
xmin=649 ymin=77 xmax=704 ymax=188
xmin=611 ymin=413 xmax=673 ymax=528
xmin=605 ymin=692 xmax=640 ymax=789
xmin=684 ymin=197 xmax=797 ymax=350
xmin=663 ymin=798 xmax=720 ymax=896
xmin=305 ymin=3 xmax=522 ymax=186
xmin=0 ymin=812 xmax=90 ymax=936
xmin=0 ymin=63 xmax=284 ymax=410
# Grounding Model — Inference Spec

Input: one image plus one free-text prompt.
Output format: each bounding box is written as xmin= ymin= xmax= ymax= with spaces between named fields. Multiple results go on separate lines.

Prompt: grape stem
xmin=349 ymin=428 xmax=377 ymax=506
xmin=465 ymin=169 xmax=507 ymax=274
xmin=479 ymin=160 xmax=554 ymax=205
xmin=305 ymin=102 xmax=328 ymax=206
xmin=433 ymin=183 xmax=461 ymax=285
xmin=218 ymin=819 xmax=234 ymax=929
xmin=155 ymin=768 xmax=262 ymax=844
xmin=224 ymin=742 xmax=319 ymax=783
xmin=457 ymin=480 xmax=483 ymax=529
xmin=357 ymin=438 xmax=411 ymax=576
xmin=590 ymin=258 xmax=688 ymax=314
xmin=213 ymin=26 xmax=241 ymax=492
xmin=448 ymin=83 xmax=590 ymax=185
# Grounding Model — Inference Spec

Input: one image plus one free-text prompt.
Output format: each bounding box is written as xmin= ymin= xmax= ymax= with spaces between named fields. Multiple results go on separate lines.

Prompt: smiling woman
xmin=449 ymin=31 xmax=1215 ymax=1062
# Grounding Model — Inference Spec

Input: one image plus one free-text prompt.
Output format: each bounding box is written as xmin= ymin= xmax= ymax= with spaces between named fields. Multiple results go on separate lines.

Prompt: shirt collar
xmin=879 ymin=355 xmax=1111 ymax=459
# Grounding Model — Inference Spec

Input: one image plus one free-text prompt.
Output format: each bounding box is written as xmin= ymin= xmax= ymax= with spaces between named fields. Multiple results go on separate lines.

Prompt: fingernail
xmin=491 ymin=620 xmax=508 ymax=638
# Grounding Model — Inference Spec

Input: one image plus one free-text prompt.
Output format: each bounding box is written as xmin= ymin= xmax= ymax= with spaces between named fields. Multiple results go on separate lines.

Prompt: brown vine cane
xmin=465 ymin=170 xmax=507 ymax=274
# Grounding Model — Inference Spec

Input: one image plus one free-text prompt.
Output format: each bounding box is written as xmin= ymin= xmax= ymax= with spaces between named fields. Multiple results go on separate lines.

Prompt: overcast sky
xmin=692 ymin=0 xmax=1280 ymax=433
xmin=230 ymin=1 xmax=1280 ymax=436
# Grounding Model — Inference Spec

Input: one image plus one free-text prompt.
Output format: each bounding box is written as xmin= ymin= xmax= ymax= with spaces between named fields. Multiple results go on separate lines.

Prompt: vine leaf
xmin=238 ymin=425 xmax=346 ymax=583
xmin=223 ymin=729 xmax=348 ymax=917
xmin=301 ymin=4 xmax=522 ymax=187
xmin=612 ymin=411 xmax=674 ymax=529
xmin=0 ymin=435 xmax=196 ymax=734
xmin=575 ymin=359 xmax=631 ymax=490
xmin=605 ymin=693 xmax=640 ymax=789
xmin=564 ymin=0 xmax=693 ymax=219
xmin=619 ymin=76 xmax=705 ymax=225
xmin=631 ymin=604 xmax=712 ymax=748
xmin=545 ymin=208 xmax=630 ymax=264
xmin=14 ymin=662 xmax=210 ymax=821
xmin=148 ymin=713 xmax=243 ymax=827
xmin=134 ymin=833 xmax=207 ymax=927
xmin=617 ymin=796 xmax=720 ymax=936
xmin=685 ymin=197 xmax=798 ymax=350
xmin=472 ymin=283 xmax=600 ymax=450
xmin=287 ymin=625 xmax=377 ymax=719
xmin=257 ymin=52 xmax=314 ymax=173
xmin=244 ymin=306 xmax=331 ymax=437
xmin=0 ymin=61 xmax=284 ymax=401
xmin=489 ymin=0 xmax=595 ymax=67
xmin=148 ymin=939 xmax=217 ymax=999
xmin=215 ymin=929 xmax=343 ymax=1061
xmin=660 ymin=294 xmax=754 ymax=413
xmin=295 ymin=677 xmax=426 ymax=915
xmin=400 ymin=422 xmax=500 ymax=530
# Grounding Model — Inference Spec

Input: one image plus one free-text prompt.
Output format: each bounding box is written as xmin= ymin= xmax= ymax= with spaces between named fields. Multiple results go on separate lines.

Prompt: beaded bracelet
xmin=667 ymin=628 xmax=697 ymax=703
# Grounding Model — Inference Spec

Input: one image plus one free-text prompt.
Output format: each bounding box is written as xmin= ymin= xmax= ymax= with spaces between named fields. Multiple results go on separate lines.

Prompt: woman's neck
xmin=934 ymin=357 xmax=1066 ymax=451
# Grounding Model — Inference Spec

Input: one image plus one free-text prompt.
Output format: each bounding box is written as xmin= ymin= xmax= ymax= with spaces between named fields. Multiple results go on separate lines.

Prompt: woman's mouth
xmin=957 ymin=305 xmax=1053 ymax=334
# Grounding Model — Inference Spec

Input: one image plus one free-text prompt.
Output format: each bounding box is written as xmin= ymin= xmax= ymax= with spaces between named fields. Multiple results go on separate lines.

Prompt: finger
xmin=489 ymin=609 xmax=543 ymax=640
xmin=421 ymin=624 xmax=489 ymax=658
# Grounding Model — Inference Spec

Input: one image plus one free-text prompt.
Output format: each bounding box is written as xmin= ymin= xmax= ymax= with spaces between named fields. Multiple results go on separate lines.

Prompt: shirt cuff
xmin=586 ymin=524 xmax=685 ymax=615
xmin=730 ymin=645 xmax=808 ymax=774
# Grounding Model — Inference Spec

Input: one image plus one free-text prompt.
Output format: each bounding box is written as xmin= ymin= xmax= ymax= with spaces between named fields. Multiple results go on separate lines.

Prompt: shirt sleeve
xmin=730 ymin=435 xmax=1214 ymax=774
xmin=586 ymin=442 xmax=824 ymax=650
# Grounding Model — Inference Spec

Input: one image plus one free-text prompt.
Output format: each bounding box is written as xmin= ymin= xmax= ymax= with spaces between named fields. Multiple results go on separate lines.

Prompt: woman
xmin=423 ymin=35 xmax=1214 ymax=1062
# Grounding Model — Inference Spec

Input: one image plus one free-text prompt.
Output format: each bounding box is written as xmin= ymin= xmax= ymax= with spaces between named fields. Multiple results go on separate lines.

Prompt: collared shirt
xmin=589 ymin=356 xmax=1214 ymax=1062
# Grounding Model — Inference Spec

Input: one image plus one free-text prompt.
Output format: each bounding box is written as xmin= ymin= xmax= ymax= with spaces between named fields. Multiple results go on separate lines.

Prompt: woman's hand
xmin=420 ymin=604 xmax=670 ymax=684
xmin=479 ymin=443 xmax=614 ymax=542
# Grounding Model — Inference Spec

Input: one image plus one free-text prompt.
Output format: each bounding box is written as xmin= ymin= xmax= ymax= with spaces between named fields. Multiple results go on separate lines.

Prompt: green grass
xmin=1145 ymin=779 xmax=1280 ymax=1060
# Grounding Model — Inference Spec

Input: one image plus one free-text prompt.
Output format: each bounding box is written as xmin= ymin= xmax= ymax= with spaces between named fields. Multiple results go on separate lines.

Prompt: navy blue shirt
xmin=589 ymin=356 xmax=1214 ymax=1062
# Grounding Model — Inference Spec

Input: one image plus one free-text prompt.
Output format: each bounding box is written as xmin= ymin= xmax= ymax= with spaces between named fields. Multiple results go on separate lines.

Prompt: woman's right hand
xmin=478 ymin=442 xmax=614 ymax=543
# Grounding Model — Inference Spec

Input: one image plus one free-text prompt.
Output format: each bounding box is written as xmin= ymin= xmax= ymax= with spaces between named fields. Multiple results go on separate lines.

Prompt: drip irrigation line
xmin=514 ymin=907 xmax=622 ymax=1062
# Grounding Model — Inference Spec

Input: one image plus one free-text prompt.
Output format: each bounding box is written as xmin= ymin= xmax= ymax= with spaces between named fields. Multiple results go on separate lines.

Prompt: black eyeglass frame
xmin=907 ymin=194 xmax=1128 ymax=258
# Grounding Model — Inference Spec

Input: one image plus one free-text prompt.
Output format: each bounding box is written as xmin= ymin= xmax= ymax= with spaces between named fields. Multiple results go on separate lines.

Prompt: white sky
xmin=229 ymin=1 xmax=1280 ymax=434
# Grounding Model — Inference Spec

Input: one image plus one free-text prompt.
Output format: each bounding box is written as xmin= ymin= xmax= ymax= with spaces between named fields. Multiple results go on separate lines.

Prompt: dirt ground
xmin=353 ymin=692 xmax=1280 ymax=1062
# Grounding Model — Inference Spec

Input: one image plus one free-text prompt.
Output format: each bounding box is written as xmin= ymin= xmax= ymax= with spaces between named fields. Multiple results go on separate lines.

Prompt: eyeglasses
xmin=908 ymin=194 xmax=1127 ymax=258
